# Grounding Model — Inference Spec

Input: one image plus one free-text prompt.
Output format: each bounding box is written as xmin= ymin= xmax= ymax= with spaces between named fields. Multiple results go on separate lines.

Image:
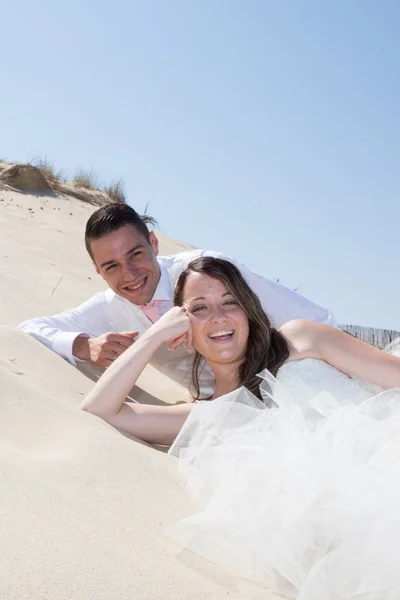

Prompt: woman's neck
xmin=209 ymin=361 xmax=241 ymax=399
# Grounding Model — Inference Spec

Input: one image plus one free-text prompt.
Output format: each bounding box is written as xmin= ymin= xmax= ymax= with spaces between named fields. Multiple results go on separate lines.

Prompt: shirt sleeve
xmin=17 ymin=292 xmax=113 ymax=365
xmin=201 ymin=250 xmax=337 ymax=329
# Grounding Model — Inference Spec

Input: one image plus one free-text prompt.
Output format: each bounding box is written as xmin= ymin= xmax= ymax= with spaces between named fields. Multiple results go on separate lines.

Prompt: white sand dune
xmin=0 ymin=187 xmax=242 ymax=599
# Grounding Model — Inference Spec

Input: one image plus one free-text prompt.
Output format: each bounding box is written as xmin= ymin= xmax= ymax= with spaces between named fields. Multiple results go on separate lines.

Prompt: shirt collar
xmin=151 ymin=262 xmax=172 ymax=302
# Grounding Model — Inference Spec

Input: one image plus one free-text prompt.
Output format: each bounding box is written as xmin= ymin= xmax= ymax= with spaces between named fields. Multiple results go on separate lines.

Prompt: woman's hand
xmin=150 ymin=306 xmax=193 ymax=351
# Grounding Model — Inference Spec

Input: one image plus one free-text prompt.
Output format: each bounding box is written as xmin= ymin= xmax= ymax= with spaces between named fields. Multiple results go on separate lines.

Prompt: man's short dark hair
xmin=85 ymin=203 xmax=156 ymax=259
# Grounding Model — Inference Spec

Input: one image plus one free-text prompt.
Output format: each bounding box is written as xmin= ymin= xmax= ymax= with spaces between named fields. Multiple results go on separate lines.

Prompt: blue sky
xmin=1 ymin=1 xmax=399 ymax=330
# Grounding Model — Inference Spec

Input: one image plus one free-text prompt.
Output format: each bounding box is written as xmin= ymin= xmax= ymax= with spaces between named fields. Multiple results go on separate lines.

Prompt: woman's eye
xmin=192 ymin=305 xmax=206 ymax=313
xmin=224 ymin=300 xmax=237 ymax=306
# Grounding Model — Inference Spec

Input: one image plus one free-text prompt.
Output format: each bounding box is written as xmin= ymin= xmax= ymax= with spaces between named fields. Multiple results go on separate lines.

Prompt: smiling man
xmin=18 ymin=203 xmax=336 ymax=389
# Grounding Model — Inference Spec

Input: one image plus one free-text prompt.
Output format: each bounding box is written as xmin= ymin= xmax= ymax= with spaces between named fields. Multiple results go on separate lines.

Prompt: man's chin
xmin=119 ymin=289 xmax=154 ymax=306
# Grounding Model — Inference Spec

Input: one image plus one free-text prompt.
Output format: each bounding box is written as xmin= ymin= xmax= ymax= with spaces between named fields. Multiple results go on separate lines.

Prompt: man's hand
xmin=73 ymin=331 xmax=139 ymax=367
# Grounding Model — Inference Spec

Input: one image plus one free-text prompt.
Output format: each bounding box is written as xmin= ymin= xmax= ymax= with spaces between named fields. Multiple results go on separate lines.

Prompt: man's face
xmin=90 ymin=225 xmax=160 ymax=305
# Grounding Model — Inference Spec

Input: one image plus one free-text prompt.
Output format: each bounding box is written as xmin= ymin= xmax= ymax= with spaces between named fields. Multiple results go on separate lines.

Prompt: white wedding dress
xmin=168 ymin=358 xmax=400 ymax=599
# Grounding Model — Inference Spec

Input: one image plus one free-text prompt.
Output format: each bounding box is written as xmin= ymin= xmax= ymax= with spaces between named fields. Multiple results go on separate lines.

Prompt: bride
xmin=82 ymin=257 xmax=400 ymax=599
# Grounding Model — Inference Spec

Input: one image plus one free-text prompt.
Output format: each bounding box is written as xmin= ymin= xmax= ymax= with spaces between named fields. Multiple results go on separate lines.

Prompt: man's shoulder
xmin=78 ymin=288 xmax=121 ymax=309
xmin=158 ymin=248 xmax=231 ymax=269
xmin=158 ymin=248 xmax=203 ymax=266
xmin=159 ymin=248 xmax=234 ymax=283
xmin=157 ymin=249 xmax=199 ymax=274
xmin=158 ymin=249 xmax=203 ymax=286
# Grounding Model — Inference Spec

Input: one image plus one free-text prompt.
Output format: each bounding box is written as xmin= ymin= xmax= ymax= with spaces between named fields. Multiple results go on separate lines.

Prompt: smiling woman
xmin=80 ymin=257 xmax=400 ymax=598
xmin=173 ymin=257 xmax=288 ymax=399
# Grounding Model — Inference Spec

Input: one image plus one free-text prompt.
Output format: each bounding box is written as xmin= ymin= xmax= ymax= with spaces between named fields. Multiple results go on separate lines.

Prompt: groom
xmin=19 ymin=203 xmax=336 ymax=389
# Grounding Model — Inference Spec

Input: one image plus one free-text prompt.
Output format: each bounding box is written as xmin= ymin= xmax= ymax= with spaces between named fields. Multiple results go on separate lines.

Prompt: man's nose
xmin=121 ymin=261 xmax=139 ymax=279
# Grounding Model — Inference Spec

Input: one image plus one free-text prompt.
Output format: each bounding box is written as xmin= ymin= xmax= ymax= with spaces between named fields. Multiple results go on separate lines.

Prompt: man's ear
xmin=149 ymin=231 xmax=159 ymax=256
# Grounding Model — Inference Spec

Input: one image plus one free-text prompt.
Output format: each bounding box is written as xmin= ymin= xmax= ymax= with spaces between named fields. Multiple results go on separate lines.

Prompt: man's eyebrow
xmin=190 ymin=292 xmax=232 ymax=302
xmin=100 ymin=259 xmax=117 ymax=268
xmin=100 ymin=245 xmax=144 ymax=268
xmin=126 ymin=244 xmax=145 ymax=255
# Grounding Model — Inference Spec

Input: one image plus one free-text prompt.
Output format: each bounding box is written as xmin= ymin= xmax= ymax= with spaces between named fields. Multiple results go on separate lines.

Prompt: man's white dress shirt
xmin=18 ymin=249 xmax=336 ymax=391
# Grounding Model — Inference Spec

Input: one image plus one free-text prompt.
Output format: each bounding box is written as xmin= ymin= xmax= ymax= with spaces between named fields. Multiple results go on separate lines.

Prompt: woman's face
xmin=183 ymin=272 xmax=250 ymax=365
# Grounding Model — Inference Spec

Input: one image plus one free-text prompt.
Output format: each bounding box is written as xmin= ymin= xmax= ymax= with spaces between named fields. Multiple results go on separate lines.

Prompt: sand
xmin=0 ymin=187 xmax=244 ymax=599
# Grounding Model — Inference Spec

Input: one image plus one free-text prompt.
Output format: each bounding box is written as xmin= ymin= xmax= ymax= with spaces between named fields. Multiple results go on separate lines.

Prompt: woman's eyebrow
xmin=189 ymin=292 xmax=231 ymax=303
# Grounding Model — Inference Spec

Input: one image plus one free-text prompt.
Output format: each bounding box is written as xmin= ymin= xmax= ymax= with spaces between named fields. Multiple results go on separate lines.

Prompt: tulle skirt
xmin=167 ymin=369 xmax=400 ymax=599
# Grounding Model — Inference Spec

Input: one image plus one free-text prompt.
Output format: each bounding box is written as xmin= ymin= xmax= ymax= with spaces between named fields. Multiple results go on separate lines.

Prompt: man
xmin=19 ymin=204 xmax=336 ymax=390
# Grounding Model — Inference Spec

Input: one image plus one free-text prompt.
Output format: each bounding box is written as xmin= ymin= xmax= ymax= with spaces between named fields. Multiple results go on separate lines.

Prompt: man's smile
xmin=123 ymin=277 xmax=148 ymax=293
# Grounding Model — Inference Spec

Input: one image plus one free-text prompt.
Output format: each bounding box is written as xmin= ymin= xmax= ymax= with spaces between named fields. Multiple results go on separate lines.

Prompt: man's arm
xmin=201 ymin=250 xmax=336 ymax=328
xmin=18 ymin=292 xmax=114 ymax=365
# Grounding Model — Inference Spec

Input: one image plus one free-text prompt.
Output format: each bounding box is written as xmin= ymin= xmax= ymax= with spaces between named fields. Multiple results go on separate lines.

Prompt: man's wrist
xmin=73 ymin=335 xmax=91 ymax=361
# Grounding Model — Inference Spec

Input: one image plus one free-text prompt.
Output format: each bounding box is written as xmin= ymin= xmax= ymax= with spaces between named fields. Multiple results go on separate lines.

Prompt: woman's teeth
xmin=208 ymin=330 xmax=234 ymax=340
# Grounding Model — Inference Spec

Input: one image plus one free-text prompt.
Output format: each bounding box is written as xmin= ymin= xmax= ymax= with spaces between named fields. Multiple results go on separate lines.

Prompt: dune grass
xmin=103 ymin=178 xmax=126 ymax=203
xmin=0 ymin=157 xmax=135 ymax=207
xmin=33 ymin=157 xmax=66 ymax=184
xmin=73 ymin=169 xmax=98 ymax=189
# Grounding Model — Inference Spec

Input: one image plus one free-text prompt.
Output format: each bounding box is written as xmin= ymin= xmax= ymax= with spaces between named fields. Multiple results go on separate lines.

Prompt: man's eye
xmin=131 ymin=252 xmax=142 ymax=259
xmin=106 ymin=264 xmax=117 ymax=272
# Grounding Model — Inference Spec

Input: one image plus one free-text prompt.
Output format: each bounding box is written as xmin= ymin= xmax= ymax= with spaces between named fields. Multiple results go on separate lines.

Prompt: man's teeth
xmin=209 ymin=330 xmax=234 ymax=339
xmin=127 ymin=280 xmax=145 ymax=291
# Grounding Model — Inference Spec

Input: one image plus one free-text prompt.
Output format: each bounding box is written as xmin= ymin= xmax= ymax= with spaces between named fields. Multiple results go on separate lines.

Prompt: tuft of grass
xmin=73 ymin=169 xmax=97 ymax=189
xmin=33 ymin=157 xmax=65 ymax=183
xmin=140 ymin=203 xmax=158 ymax=228
xmin=103 ymin=178 xmax=126 ymax=204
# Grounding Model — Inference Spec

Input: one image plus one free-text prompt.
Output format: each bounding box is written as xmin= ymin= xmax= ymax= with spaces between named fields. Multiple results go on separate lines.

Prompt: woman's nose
xmin=210 ymin=306 xmax=227 ymax=322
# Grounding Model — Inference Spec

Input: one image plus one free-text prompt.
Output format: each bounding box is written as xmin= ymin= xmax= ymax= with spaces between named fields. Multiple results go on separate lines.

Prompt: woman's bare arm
xmin=280 ymin=319 xmax=400 ymax=389
xmin=81 ymin=307 xmax=193 ymax=443
xmin=98 ymin=401 xmax=193 ymax=445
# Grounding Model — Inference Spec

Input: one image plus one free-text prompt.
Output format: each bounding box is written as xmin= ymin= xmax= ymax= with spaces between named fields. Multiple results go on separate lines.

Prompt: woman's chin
xmin=196 ymin=339 xmax=246 ymax=365
xmin=208 ymin=349 xmax=245 ymax=365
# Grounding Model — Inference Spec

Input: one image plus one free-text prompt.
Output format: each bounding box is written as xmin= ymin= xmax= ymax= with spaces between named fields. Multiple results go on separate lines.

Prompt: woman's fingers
xmin=168 ymin=328 xmax=193 ymax=351
xmin=168 ymin=333 xmax=187 ymax=351
xmin=185 ymin=328 xmax=193 ymax=350
xmin=157 ymin=306 xmax=193 ymax=351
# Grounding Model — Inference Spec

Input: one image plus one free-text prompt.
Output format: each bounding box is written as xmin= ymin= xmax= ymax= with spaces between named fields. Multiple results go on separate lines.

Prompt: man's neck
xmin=147 ymin=263 xmax=163 ymax=303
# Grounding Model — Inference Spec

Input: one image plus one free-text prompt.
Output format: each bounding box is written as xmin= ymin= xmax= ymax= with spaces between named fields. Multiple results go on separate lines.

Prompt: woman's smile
xmin=207 ymin=329 xmax=235 ymax=341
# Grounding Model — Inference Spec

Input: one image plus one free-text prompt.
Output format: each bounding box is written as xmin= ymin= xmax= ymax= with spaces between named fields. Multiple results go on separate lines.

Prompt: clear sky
xmin=1 ymin=1 xmax=399 ymax=330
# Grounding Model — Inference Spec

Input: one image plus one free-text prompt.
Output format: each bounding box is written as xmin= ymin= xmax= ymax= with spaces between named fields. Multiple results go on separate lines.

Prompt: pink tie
xmin=141 ymin=299 xmax=164 ymax=323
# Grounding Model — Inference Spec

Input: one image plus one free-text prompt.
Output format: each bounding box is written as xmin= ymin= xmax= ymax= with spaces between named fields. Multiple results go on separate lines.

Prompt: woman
xmin=82 ymin=257 xmax=400 ymax=599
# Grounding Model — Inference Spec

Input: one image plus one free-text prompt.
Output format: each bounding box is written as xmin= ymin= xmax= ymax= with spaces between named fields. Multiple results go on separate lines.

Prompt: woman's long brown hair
xmin=173 ymin=257 xmax=289 ymax=400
